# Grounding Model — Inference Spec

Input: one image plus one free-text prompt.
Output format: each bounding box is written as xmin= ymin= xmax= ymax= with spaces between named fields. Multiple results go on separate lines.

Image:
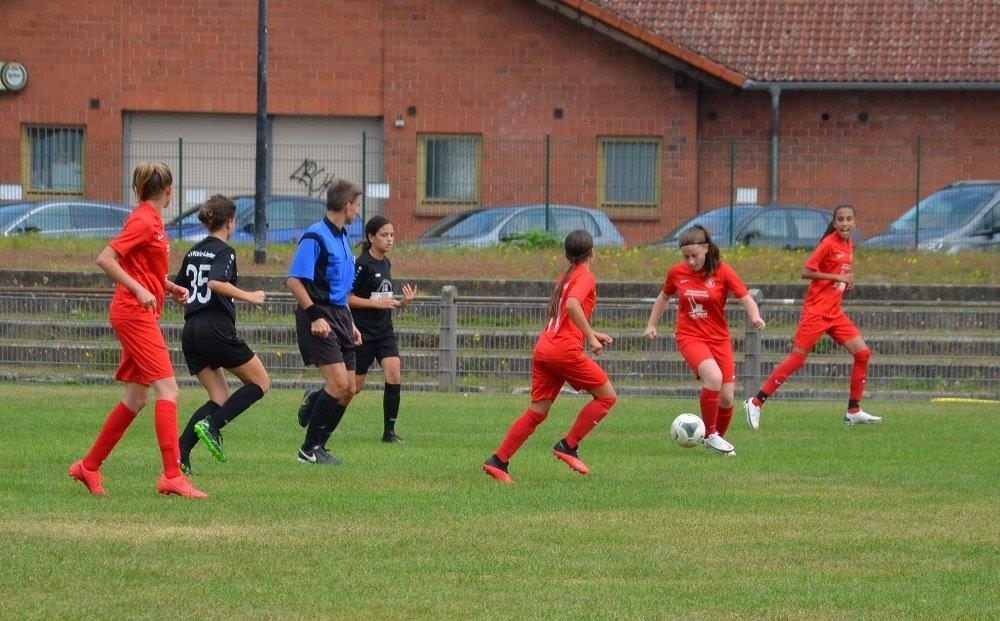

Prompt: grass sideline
xmin=2 ymin=385 xmax=996 ymax=619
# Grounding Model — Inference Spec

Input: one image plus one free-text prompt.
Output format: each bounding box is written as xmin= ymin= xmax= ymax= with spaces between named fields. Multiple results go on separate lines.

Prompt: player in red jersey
xmin=644 ymin=225 xmax=765 ymax=456
xmin=743 ymin=204 xmax=880 ymax=428
xmin=69 ymin=162 xmax=206 ymax=499
xmin=483 ymin=230 xmax=617 ymax=483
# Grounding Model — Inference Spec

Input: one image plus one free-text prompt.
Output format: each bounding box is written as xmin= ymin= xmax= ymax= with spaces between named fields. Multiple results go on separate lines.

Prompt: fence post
xmin=439 ymin=285 xmax=458 ymax=391
xmin=744 ymin=288 xmax=764 ymax=395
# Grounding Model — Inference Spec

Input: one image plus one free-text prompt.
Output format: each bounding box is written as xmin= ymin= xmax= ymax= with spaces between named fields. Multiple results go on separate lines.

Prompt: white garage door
xmin=124 ymin=112 xmax=383 ymax=217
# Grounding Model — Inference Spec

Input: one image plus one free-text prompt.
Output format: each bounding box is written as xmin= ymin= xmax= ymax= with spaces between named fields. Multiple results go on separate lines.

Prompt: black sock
xmin=848 ymin=399 xmax=861 ymax=411
xmin=304 ymin=390 xmax=342 ymax=450
xmin=755 ymin=391 xmax=769 ymax=403
xmin=180 ymin=400 xmax=220 ymax=456
xmin=208 ymin=384 xmax=265 ymax=430
xmin=383 ymin=383 xmax=401 ymax=435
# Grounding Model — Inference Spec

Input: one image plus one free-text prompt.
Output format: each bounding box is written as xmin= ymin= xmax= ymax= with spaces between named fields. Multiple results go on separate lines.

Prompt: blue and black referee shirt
xmin=288 ymin=218 xmax=355 ymax=307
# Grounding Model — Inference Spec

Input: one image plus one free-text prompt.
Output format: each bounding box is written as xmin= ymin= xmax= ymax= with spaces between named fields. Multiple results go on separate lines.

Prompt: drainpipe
xmin=769 ymin=85 xmax=780 ymax=205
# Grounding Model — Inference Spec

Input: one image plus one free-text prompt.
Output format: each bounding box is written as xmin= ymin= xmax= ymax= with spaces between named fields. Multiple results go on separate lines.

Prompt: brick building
xmin=2 ymin=0 xmax=998 ymax=243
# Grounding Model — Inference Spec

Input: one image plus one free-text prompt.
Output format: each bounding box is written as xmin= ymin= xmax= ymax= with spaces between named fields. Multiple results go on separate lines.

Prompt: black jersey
xmin=174 ymin=236 xmax=238 ymax=322
xmin=351 ymin=249 xmax=395 ymax=340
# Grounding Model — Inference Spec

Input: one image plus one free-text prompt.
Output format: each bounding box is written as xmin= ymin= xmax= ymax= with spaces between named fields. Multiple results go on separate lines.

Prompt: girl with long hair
xmin=644 ymin=224 xmax=765 ymax=456
xmin=743 ymin=204 xmax=880 ymax=428
xmin=483 ymin=230 xmax=617 ymax=483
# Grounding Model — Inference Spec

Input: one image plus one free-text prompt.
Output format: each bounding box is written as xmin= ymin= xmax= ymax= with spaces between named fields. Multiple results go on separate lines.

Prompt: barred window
xmin=24 ymin=126 xmax=85 ymax=196
xmin=418 ymin=134 xmax=481 ymax=205
xmin=598 ymin=137 xmax=660 ymax=208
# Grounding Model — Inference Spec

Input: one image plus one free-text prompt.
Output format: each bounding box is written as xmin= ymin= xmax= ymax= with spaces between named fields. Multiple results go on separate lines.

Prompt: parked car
xmin=0 ymin=199 xmax=131 ymax=238
xmin=166 ymin=194 xmax=362 ymax=243
xmin=865 ymin=181 xmax=1000 ymax=253
xmin=411 ymin=204 xmax=626 ymax=248
xmin=649 ymin=204 xmax=836 ymax=249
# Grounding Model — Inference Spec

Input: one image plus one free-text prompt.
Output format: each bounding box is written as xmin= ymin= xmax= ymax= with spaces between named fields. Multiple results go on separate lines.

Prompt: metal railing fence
xmin=1 ymin=288 xmax=997 ymax=402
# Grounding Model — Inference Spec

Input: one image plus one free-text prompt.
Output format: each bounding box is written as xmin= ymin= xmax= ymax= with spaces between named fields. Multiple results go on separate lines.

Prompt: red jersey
xmin=536 ymin=264 xmax=597 ymax=354
xmin=802 ymin=233 xmax=852 ymax=318
xmin=663 ymin=262 xmax=749 ymax=343
xmin=108 ymin=202 xmax=170 ymax=319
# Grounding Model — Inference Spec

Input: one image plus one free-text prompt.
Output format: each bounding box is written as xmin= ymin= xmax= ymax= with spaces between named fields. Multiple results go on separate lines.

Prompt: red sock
xmin=717 ymin=406 xmax=734 ymax=437
xmin=761 ymin=351 xmax=808 ymax=396
xmin=154 ymin=399 xmax=182 ymax=478
xmin=565 ymin=396 xmax=617 ymax=448
xmin=496 ymin=408 xmax=547 ymax=462
xmin=82 ymin=401 xmax=137 ymax=471
xmin=850 ymin=349 xmax=871 ymax=402
xmin=700 ymin=388 xmax=720 ymax=436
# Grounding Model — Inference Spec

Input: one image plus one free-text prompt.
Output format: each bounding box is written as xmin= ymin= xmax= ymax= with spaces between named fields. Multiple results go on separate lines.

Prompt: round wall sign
xmin=1 ymin=62 xmax=29 ymax=91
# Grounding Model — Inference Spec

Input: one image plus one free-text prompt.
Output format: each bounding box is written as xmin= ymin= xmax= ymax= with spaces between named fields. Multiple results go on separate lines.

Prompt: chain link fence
xmin=3 ymin=135 xmax=998 ymax=244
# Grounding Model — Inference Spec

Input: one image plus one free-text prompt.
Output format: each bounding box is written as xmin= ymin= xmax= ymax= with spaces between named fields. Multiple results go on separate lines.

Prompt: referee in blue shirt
xmin=287 ymin=180 xmax=363 ymax=465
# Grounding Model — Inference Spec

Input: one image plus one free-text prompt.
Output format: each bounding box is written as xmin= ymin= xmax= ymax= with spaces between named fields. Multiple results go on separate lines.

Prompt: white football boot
xmin=844 ymin=410 xmax=882 ymax=425
xmin=744 ymin=398 xmax=761 ymax=430
xmin=704 ymin=432 xmax=736 ymax=456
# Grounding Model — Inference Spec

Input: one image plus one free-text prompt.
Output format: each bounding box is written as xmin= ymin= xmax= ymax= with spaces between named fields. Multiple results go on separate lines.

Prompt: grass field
xmin=2 ymin=385 xmax=996 ymax=619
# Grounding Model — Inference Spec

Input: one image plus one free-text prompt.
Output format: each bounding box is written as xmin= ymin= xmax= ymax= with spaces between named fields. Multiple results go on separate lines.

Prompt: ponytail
xmin=547 ymin=230 xmax=594 ymax=319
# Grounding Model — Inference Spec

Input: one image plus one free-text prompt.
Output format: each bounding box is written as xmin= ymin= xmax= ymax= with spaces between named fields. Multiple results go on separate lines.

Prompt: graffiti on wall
xmin=289 ymin=159 xmax=335 ymax=197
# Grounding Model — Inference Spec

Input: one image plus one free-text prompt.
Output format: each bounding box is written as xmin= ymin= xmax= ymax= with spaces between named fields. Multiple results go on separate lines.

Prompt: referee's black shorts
xmin=295 ymin=303 xmax=357 ymax=371
xmin=181 ymin=312 xmax=255 ymax=375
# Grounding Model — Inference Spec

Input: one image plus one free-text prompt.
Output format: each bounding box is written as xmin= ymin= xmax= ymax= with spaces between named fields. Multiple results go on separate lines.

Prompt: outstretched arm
xmin=643 ymin=291 xmax=670 ymax=340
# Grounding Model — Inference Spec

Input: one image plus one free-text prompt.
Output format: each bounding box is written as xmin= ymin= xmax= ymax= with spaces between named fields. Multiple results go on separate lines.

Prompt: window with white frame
xmin=418 ymin=134 xmax=481 ymax=205
xmin=598 ymin=137 xmax=660 ymax=209
xmin=24 ymin=126 xmax=85 ymax=196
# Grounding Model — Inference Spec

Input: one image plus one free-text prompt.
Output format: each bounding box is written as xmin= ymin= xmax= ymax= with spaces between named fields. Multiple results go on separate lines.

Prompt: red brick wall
xmin=2 ymin=1 xmax=996 ymax=243
xmin=698 ymin=89 xmax=1000 ymax=232
xmin=379 ymin=1 xmax=696 ymax=243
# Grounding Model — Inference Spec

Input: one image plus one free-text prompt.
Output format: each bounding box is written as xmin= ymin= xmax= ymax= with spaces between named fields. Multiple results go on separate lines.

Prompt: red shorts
xmin=792 ymin=310 xmax=861 ymax=351
xmin=110 ymin=314 xmax=174 ymax=385
xmin=530 ymin=346 xmax=609 ymax=402
xmin=676 ymin=335 xmax=736 ymax=382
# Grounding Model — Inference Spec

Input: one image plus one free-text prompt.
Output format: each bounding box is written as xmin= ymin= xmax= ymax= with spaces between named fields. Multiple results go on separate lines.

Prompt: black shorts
xmin=295 ymin=304 xmax=356 ymax=370
xmin=181 ymin=313 xmax=255 ymax=375
xmin=355 ymin=335 xmax=400 ymax=375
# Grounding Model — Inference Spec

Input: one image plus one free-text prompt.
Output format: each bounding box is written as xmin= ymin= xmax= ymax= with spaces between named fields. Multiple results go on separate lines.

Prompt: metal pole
xmin=545 ymin=134 xmax=551 ymax=233
xmin=914 ymin=135 xmax=922 ymax=249
xmin=728 ymin=139 xmax=736 ymax=247
xmin=253 ymin=0 xmax=269 ymax=265
xmin=361 ymin=131 xmax=367 ymax=226
xmin=176 ymin=138 xmax=183 ymax=239
xmin=439 ymin=285 xmax=458 ymax=391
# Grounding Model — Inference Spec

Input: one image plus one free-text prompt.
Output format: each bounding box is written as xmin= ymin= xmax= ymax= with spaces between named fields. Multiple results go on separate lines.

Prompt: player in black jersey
xmin=348 ymin=215 xmax=416 ymax=442
xmin=174 ymin=195 xmax=271 ymax=474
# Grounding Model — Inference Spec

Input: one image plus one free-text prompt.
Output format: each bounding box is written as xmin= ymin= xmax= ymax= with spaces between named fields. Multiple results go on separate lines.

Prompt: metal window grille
xmin=600 ymin=138 xmax=660 ymax=207
xmin=26 ymin=126 xmax=85 ymax=195
xmin=421 ymin=135 xmax=481 ymax=203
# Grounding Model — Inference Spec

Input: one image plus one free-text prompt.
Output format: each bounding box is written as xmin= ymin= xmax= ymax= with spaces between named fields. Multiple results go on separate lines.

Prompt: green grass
xmin=1 ymin=385 xmax=996 ymax=619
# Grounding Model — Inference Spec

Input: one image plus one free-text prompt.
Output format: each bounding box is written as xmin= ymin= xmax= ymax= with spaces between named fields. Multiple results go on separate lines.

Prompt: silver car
xmin=865 ymin=181 xmax=1000 ymax=253
xmin=412 ymin=204 xmax=626 ymax=248
xmin=0 ymin=199 xmax=131 ymax=238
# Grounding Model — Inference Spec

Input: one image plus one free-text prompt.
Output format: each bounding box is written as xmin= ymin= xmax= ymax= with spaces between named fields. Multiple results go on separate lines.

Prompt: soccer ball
xmin=670 ymin=413 xmax=705 ymax=448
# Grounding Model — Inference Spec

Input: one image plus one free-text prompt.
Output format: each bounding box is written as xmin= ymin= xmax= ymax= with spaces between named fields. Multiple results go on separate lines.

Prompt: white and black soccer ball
xmin=670 ymin=413 xmax=705 ymax=448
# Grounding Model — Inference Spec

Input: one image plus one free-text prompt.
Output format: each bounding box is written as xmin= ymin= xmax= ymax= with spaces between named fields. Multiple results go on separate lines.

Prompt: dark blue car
xmin=166 ymin=195 xmax=363 ymax=243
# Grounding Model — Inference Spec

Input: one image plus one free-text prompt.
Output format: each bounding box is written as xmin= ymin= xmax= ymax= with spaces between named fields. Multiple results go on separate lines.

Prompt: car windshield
xmin=664 ymin=206 xmax=755 ymax=243
xmin=0 ymin=203 xmax=36 ymax=228
xmin=888 ymin=185 xmax=998 ymax=232
xmin=422 ymin=210 xmax=511 ymax=239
